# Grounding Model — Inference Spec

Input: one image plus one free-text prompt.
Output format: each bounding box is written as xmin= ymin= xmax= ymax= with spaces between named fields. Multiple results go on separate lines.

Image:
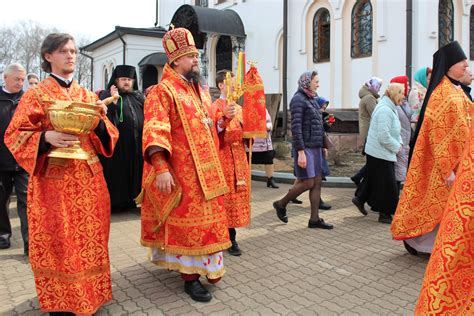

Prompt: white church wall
xmin=220 ymin=0 xmax=282 ymax=94
xmin=122 ymin=0 xmax=474 ymax=106
xmin=372 ymin=0 xmax=406 ymax=93
xmin=91 ymin=40 xmax=122 ymax=90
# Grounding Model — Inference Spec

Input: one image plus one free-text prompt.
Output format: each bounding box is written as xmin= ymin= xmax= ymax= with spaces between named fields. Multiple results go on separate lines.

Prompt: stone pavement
xmin=0 ymin=181 xmax=429 ymax=315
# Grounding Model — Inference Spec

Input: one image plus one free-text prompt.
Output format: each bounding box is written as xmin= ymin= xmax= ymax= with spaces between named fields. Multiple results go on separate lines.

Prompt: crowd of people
xmin=0 ymin=26 xmax=472 ymax=315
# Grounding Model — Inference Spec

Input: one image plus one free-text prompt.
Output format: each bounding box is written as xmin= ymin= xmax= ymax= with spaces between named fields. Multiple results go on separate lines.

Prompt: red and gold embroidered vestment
xmin=4 ymin=77 xmax=119 ymax=315
xmin=211 ymin=98 xmax=250 ymax=228
xmin=392 ymin=77 xmax=472 ymax=240
xmin=140 ymin=64 xmax=231 ymax=256
xmin=415 ymin=126 xmax=474 ymax=315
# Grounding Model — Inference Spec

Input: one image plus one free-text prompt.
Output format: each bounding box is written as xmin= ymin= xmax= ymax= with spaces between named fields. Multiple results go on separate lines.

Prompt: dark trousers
xmin=352 ymin=164 xmax=367 ymax=184
xmin=0 ymin=170 xmax=29 ymax=248
xmin=228 ymin=228 xmax=236 ymax=242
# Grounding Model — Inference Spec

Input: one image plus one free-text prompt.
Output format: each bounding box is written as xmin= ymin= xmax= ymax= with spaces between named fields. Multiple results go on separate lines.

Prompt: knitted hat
xmin=390 ymin=75 xmax=409 ymax=97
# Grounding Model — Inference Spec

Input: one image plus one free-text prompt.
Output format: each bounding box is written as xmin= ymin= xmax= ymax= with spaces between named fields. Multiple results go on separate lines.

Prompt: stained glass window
xmin=351 ymin=0 xmax=372 ymax=58
xmin=439 ymin=0 xmax=454 ymax=48
xmin=313 ymin=8 xmax=331 ymax=63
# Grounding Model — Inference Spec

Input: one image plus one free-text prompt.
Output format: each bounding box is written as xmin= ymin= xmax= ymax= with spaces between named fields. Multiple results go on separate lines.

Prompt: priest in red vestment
xmin=212 ymin=70 xmax=250 ymax=256
xmin=392 ymin=41 xmax=472 ymax=255
xmin=4 ymin=33 xmax=118 ymax=315
xmin=139 ymin=27 xmax=235 ymax=302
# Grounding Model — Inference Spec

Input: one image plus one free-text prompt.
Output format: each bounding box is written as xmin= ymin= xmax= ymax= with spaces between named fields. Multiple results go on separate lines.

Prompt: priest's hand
xmin=95 ymin=100 xmax=107 ymax=117
xmin=45 ymin=131 xmax=79 ymax=148
xmin=110 ymin=85 xmax=119 ymax=104
xmin=223 ymin=101 xmax=237 ymax=119
xmin=156 ymin=171 xmax=175 ymax=194
xmin=445 ymin=171 xmax=455 ymax=188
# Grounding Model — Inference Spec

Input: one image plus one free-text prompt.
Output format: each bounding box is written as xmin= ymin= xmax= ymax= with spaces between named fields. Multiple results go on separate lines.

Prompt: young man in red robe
xmin=212 ymin=70 xmax=250 ymax=256
xmin=139 ymin=27 xmax=236 ymax=302
xmin=4 ymin=33 xmax=118 ymax=315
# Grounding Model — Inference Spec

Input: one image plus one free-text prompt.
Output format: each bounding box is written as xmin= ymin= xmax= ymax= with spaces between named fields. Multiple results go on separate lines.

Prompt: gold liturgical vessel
xmin=46 ymin=100 xmax=102 ymax=160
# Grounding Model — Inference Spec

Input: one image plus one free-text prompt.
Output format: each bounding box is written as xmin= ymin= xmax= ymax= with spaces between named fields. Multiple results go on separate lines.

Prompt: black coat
xmin=99 ymin=90 xmax=145 ymax=210
xmin=0 ymin=89 xmax=24 ymax=171
xmin=290 ymin=89 xmax=324 ymax=151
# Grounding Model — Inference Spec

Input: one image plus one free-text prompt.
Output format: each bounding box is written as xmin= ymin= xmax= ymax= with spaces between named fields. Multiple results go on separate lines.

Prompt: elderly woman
xmin=273 ymin=71 xmax=333 ymax=229
xmin=390 ymin=76 xmax=413 ymax=194
xmin=357 ymin=82 xmax=404 ymax=224
xmin=351 ymin=77 xmax=383 ymax=186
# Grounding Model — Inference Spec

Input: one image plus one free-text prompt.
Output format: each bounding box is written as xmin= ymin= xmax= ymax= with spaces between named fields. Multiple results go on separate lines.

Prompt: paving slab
xmin=0 ymin=181 xmax=426 ymax=315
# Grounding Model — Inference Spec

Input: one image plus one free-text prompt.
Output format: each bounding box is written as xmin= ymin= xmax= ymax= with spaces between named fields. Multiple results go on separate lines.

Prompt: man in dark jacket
xmin=0 ymin=63 xmax=28 ymax=254
xmin=99 ymin=65 xmax=144 ymax=212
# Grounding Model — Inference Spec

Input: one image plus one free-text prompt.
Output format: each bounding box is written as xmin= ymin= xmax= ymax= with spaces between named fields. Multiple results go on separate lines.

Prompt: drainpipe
xmin=116 ymin=26 xmax=126 ymax=64
xmin=406 ymin=0 xmax=413 ymax=83
xmin=282 ymin=0 xmax=288 ymax=138
xmin=79 ymin=50 xmax=94 ymax=91
xmin=155 ymin=0 xmax=160 ymax=27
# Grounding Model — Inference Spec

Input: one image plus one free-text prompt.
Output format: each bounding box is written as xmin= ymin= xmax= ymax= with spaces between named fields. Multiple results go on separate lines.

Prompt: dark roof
xmin=138 ymin=52 xmax=168 ymax=67
xmin=81 ymin=26 xmax=166 ymax=52
xmin=170 ymin=5 xmax=245 ymax=38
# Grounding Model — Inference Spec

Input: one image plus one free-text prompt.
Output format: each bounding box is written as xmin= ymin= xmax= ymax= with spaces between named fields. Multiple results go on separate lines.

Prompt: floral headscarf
xmin=385 ymin=82 xmax=405 ymax=105
xmin=413 ymin=67 xmax=431 ymax=89
xmin=298 ymin=71 xmax=317 ymax=98
xmin=365 ymin=76 xmax=383 ymax=94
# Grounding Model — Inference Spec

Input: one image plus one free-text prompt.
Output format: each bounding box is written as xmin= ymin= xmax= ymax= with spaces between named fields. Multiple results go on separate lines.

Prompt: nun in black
xmin=99 ymin=65 xmax=145 ymax=212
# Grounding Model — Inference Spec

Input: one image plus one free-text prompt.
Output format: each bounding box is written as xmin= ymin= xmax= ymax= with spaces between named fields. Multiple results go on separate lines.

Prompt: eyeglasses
xmin=29 ymin=81 xmax=38 ymax=86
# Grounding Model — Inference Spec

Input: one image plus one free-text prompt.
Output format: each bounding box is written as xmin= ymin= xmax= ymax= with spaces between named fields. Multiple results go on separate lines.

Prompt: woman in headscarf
xmin=360 ymin=83 xmax=405 ymax=224
xmin=350 ymin=77 xmax=383 ymax=186
xmin=392 ymin=41 xmax=472 ymax=255
xmin=390 ymin=76 xmax=413 ymax=195
xmin=408 ymin=67 xmax=431 ymax=130
xmin=273 ymin=70 xmax=333 ymax=229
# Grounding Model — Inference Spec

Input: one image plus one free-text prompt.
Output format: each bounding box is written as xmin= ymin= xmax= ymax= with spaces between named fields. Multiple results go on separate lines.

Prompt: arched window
xmin=103 ymin=68 xmax=109 ymax=88
xmin=439 ymin=0 xmax=454 ymax=48
xmin=470 ymin=6 xmax=474 ymax=59
xmin=313 ymin=8 xmax=331 ymax=63
xmin=215 ymin=36 xmax=232 ymax=74
xmin=351 ymin=0 xmax=373 ymax=58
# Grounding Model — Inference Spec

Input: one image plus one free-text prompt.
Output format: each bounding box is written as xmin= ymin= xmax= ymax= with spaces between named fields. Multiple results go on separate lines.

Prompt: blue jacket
xmin=364 ymin=95 xmax=402 ymax=162
xmin=290 ymin=89 xmax=324 ymax=150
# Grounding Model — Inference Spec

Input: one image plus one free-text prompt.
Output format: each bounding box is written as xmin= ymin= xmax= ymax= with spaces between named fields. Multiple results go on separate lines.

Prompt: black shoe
xmin=403 ymin=241 xmax=418 ymax=256
xmin=273 ymin=201 xmax=288 ymax=223
xmin=319 ymin=199 xmax=332 ymax=210
xmin=184 ymin=280 xmax=212 ymax=302
xmin=378 ymin=214 xmax=393 ymax=224
xmin=228 ymin=241 xmax=242 ymax=256
xmin=290 ymin=197 xmax=303 ymax=204
xmin=0 ymin=236 xmax=11 ymax=249
xmin=267 ymin=177 xmax=279 ymax=189
xmin=350 ymin=176 xmax=361 ymax=186
xmin=308 ymin=218 xmax=334 ymax=229
xmin=351 ymin=197 xmax=368 ymax=215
